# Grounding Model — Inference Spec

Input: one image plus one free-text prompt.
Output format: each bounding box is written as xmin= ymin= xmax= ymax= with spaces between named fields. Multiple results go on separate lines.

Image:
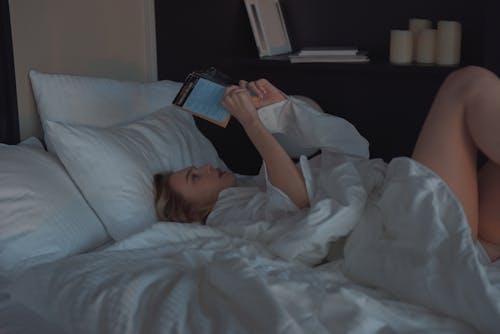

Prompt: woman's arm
xmin=221 ymin=83 xmax=309 ymax=209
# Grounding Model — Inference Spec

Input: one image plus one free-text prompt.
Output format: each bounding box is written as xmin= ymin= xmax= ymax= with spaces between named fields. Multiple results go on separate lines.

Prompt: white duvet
xmin=344 ymin=157 xmax=500 ymax=333
xmin=7 ymin=222 xmax=483 ymax=334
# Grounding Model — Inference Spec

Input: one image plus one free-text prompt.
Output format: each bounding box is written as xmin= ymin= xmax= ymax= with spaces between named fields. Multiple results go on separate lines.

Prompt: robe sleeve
xmin=257 ymin=96 xmax=369 ymax=158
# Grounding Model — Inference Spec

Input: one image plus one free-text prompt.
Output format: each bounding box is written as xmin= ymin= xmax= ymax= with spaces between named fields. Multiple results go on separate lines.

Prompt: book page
xmin=183 ymin=78 xmax=229 ymax=125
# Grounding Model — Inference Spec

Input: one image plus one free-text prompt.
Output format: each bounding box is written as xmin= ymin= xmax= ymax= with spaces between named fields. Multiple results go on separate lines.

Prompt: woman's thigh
xmin=412 ymin=71 xmax=479 ymax=237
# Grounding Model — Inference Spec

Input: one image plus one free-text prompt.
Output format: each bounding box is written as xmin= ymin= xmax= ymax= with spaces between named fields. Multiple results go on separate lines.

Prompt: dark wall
xmin=155 ymin=0 xmax=257 ymax=81
xmin=155 ymin=0 xmax=498 ymax=174
xmin=282 ymin=0 xmax=485 ymax=64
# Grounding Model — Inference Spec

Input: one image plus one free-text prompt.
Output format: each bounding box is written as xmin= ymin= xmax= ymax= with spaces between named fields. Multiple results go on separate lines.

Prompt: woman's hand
xmin=239 ymin=78 xmax=286 ymax=109
xmin=221 ymin=85 xmax=260 ymax=128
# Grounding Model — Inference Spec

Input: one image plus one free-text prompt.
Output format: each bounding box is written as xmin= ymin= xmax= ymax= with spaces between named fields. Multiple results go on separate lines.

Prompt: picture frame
xmin=243 ymin=0 xmax=293 ymax=57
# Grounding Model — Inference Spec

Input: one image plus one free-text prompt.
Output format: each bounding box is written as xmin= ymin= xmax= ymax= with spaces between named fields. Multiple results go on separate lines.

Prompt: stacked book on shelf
xmin=288 ymin=47 xmax=370 ymax=63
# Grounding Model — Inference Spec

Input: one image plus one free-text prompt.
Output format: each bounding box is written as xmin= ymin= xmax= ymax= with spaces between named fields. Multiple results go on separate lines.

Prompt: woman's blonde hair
xmin=153 ymin=173 xmax=210 ymax=223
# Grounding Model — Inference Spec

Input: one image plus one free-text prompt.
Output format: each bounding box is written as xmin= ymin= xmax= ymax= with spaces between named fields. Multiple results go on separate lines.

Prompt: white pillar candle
xmin=416 ymin=29 xmax=436 ymax=64
xmin=436 ymin=20 xmax=462 ymax=66
xmin=390 ymin=30 xmax=413 ymax=65
xmin=409 ymin=18 xmax=432 ymax=61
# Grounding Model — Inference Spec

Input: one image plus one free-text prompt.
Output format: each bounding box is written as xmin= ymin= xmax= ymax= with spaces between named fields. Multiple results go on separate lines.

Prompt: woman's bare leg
xmin=478 ymin=162 xmax=500 ymax=259
xmin=412 ymin=66 xmax=500 ymax=261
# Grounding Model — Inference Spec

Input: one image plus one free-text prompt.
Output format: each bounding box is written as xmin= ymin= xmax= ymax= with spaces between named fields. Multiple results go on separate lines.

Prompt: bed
xmin=0 ymin=70 xmax=499 ymax=334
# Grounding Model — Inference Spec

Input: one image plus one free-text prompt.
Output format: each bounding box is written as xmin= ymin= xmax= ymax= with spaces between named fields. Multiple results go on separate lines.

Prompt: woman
xmin=154 ymin=66 xmax=500 ymax=262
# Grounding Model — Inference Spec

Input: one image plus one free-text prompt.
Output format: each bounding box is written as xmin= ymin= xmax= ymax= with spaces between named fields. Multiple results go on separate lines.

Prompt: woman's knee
xmin=442 ymin=66 xmax=498 ymax=99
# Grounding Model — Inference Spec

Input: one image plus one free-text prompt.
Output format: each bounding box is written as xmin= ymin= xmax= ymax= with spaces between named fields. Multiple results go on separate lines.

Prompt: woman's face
xmin=168 ymin=164 xmax=236 ymax=210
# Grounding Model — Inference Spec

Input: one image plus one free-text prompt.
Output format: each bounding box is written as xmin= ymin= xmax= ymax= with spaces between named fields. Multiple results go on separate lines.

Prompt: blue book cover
xmin=173 ymin=68 xmax=234 ymax=127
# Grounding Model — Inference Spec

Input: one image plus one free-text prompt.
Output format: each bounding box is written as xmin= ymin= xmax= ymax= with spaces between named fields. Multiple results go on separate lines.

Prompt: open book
xmin=172 ymin=68 xmax=235 ymax=127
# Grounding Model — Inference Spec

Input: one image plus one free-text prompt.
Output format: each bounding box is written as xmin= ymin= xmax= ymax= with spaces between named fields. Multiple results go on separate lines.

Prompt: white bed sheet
xmin=4 ymin=223 xmax=481 ymax=334
xmin=0 ymin=276 xmax=67 ymax=334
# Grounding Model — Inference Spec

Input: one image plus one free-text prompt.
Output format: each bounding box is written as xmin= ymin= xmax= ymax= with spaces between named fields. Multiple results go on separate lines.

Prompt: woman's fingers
xmin=251 ymin=95 xmax=263 ymax=105
xmin=239 ymin=80 xmax=248 ymax=89
xmin=255 ymin=79 xmax=269 ymax=94
xmin=225 ymin=85 xmax=240 ymax=95
xmin=228 ymin=79 xmax=284 ymax=110
xmin=225 ymin=86 xmax=250 ymax=98
xmin=222 ymin=86 xmax=252 ymax=109
xmin=248 ymin=81 xmax=265 ymax=98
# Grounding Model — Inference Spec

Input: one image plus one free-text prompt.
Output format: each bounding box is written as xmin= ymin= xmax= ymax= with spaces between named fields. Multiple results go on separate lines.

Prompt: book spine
xmin=173 ymin=74 xmax=198 ymax=106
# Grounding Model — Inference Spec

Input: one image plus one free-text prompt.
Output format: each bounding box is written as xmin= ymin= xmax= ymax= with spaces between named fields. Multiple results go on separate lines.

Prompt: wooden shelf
xmin=233 ymin=57 xmax=461 ymax=76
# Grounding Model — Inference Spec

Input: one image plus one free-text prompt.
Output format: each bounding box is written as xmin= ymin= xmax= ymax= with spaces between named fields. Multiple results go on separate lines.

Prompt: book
xmin=243 ymin=0 xmax=293 ymax=57
xmin=298 ymin=47 xmax=359 ymax=56
xmin=289 ymin=54 xmax=370 ymax=63
xmin=172 ymin=68 xmax=235 ymax=128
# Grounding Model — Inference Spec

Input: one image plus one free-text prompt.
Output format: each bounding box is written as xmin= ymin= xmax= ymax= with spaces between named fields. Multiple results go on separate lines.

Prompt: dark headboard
xmin=155 ymin=0 xmax=499 ymax=175
xmin=0 ymin=0 xmax=19 ymax=144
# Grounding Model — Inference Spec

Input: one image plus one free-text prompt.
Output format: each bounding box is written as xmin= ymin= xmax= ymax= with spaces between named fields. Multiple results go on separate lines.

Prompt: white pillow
xmin=45 ymin=106 xmax=226 ymax=241
xmin=29 ymin=70 xmax=182 ymax=151
xmin=0 ymin=137 xmax=109 ymax=273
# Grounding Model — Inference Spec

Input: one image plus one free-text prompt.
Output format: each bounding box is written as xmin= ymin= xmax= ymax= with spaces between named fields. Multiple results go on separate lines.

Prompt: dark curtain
xmin=0 ymin=0 xmax=19 ymax=144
